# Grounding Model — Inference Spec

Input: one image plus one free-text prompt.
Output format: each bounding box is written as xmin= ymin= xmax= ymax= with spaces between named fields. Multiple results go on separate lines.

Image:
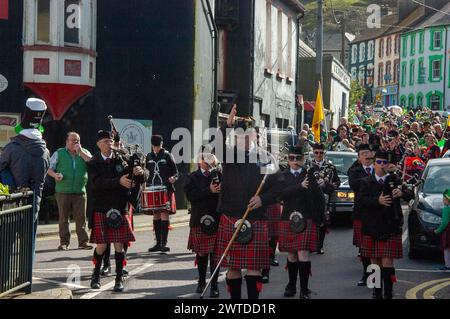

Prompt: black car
xmin=408 ymin=158 xmax=450 ymax=259
xmin=309 ymin=151 xmax=358 ymax=214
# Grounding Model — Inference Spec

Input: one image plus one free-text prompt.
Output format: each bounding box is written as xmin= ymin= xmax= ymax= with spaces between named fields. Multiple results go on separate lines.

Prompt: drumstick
xmin=200 ymin=174 xmax=269 ymax=299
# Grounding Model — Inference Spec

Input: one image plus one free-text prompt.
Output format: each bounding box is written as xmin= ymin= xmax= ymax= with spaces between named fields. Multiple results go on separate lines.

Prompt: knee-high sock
xmin=102 ymin=244 xmax=111 ymax=267
xmin=160 ymin=220 xmax=169 ymax=245
xmin=245 ymin=275 xmax=263 ymax=299
xmin=287 ymin=260 xmax=298 ymax=288
xmin=382 ymin=267 xmax=395 ymax=299
xmin=115 ymin=252 xmax=126 ymax=279
xmin=298 ymin=261 xmax=311 ymax=294
xmin=196 ymin=254 xmax=208 ymax=284
xmin=92 ymin=249 xmax=104 ymax=275
xmin=153 ymin=219 xmax=162 ymax=245
xmin=361 ymin=257 xmax=370 ymax=277
xmin=226 ymin=277 xmax=242 ymax=300
xmin=269 ymin=237 xmax=278 ymax=258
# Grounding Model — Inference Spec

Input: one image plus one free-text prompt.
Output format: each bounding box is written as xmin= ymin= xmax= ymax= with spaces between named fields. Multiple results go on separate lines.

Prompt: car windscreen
xmin=324 ymin=154 xmax=357 ymax=176
xmin=422 ymin=165 xmax=450 ymax=194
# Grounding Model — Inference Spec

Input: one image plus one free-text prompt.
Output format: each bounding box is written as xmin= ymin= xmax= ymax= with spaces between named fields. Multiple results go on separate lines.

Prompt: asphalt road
xmin=32 ymin=212 xmax=450 ymax=299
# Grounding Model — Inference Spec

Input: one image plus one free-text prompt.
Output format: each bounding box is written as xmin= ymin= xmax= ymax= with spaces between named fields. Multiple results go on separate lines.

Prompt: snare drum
xmin=140 ymin=185 xmax=170 ymax=215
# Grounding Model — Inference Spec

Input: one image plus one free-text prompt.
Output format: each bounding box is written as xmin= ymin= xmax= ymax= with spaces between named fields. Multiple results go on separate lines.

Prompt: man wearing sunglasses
xmin=310 ymin=143 xmax=340 ymax=255
xmin=348 ymin=144 xmax=374 ymax=287
xmin=359 ymin=150 xmax=413 ymax=299
xmin=277 ymin=146 xmax=325 ymax=299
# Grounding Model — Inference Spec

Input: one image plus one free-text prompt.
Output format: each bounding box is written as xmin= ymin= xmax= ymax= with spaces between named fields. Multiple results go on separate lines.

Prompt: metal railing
xmin=0 ymin=191 xmax=35 ymax=298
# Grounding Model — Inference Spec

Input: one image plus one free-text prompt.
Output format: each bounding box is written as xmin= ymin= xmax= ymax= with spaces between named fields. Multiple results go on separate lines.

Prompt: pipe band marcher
xmin=277 ymin=146 xmax=325 ymax=299
xmin=359 ymin=150 xmax=413 ymax=299
xmin=310 ymin=143 xmax=340 ymax=255
xmin=87 ymin=130 xmax=146 ymax=292
xmin=145 ymin=134 xmax=179 ymax=253
xmin=185 ymin=149 xmax=222 ymax=298
xmin=348 ymin=143 xmax=374 ymax=287
xmin=213 ymin=104 xmax=280 ymax=300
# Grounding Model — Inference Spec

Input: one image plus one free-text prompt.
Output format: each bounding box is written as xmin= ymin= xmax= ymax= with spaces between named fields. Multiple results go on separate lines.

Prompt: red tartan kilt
xmin=440 ymin=227 xmax=450 ymax=250
xmin=89 ymin=212 xmax=136 ymax=244
xmin=353 ymin=219 xmax=362 ymax=248
xmin=188 ymin=226 xmax=217 ymax=254
xmin=265 ymin=204 xmax=281 ymax=239
xmin=278 ymin=219 xmax=319 ymax=253
xmin=142 ymin=193 xmax=177 ymax=215
xmin=360 ymin=234 xmax=403 ymax=259
xmin=214 ymin=215 xmax=270 ymax=270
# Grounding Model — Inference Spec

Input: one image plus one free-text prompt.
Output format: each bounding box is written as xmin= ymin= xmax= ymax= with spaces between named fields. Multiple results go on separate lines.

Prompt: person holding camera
xmin=48 ymin=132 xmax=92 ymax=251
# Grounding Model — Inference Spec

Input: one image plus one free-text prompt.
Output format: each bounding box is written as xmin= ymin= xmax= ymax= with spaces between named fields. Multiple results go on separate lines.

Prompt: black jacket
xmin=348 ymin=161 xmax=372 ymax=220
xmin=216 ymin=126 xmax=279 ymax=220
xmin=278 ymin=167 xmax=325 ymax=225
xmin=88 ymin=151 xmax=145 ymax=214
xmin=145 ymin=148 xmax=178 ymax=192
xmin=184 ymin=169 xmax=221 ymax=227
xmin=360 ymin=173 xmax=413 ymax=240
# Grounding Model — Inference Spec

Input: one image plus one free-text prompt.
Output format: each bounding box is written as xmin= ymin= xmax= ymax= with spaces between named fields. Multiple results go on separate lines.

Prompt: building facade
xmin=216 ymin=0 xmax=304 ymax=129
xmin=349 ymin=39 xmax=375 ymax=104
xmin=399 ymin=6 xmax=450 ymax=111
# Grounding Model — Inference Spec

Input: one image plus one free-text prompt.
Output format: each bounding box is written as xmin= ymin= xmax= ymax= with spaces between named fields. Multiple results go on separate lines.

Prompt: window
xmin=351 ymin=45 xmax=357 ymax=64
xmin=427 ymin=91 xmax=443 ymax=110
xmin=408 ymin=94 xmax=415 ymax=108
xmin=393 ymin=59 xmax=399 ymax=83
xmin=351 ymin=67 xmax=357 ymax=79
xmin=359 ymin=66 xmax=365 ymax=86
xmin=434 ymin=31 xmax=441 ymax=49
xmin=394 ymin=35 xmax=400 ymax=54
xmin=401 ymin=62 xmax=407 ymax=87
xmin=417 ymin=93 xmax=423 ymax=107
xmin=410 ymin=33 xmax=415 ymax=56
xmin=386 ymin=61 xmax=391 ymax=83
xmin=409 ymin=60 xmax=415 ymax=86
xmin=277 ymin=9 xmax=283 ymax=75
xmin=36 ymin=0 xmax=50 ymax=43
xmin=367 ymin=64 xmax=374 ymax=85
xmin=429 ymin=55 xmax=443 ymax=82
xmin=418 ymin=58 xmax=425 ymax=84
xmin=287 ymin=17 xmax=292 ymax=78
xmin=359 ymin=42 xmax=366 ymax=62
xmin=265 ymin=1 xmax=272 ymax=70
xmin=378 ymin=63 xmax=384 ymax=86
xmin=400 ymin=95 xmax=406 ymax=107
xmin=402 ymin=36 xmax=407 ymax=58
xmin=379 ymin=39 xmax=384 ymax=59
xmin=419 ymin=31 xmax=424 ymax=53
xmin=430 ymin=29 xmax=444 ymax=51
xmin=64 ymin=0 xmax=80 ymax=45
xmin=386 ymin=37 xmax=391 ymax=57
xmin=367 ymin=41 xmax=374 ymax=60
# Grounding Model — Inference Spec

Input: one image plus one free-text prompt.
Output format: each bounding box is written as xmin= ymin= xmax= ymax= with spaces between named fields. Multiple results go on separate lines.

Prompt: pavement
xmin=3 ymin=209 xmax=190 ymax=299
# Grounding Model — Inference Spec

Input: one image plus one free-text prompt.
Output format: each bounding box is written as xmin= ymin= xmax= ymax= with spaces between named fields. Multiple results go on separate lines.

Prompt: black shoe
xmin=122 ymin=268 xmax=129 ymax=277
xmin=210 ymin=284 xmax=220 ymax=298
xmin=90 ymin=275 xmax=101 ymax=289
xmin=317 ymin=248 xmax=324 ymax=255
xmin=148 ymin=244 xmax=162 ymax=252
xmin=262 ymin=274 xmax=269 ymax=284
xmin=100 ymin=265 xmax=111 ymax=276
xmin=160 ymin=244 xmax=170 ymax=252
xmin=299 ymin=290 xmax=311 ymax=299
xmin=357 ymin=275 xmax=367 ymax=286
xmin=196 ymin=282 xmax=206 ymax=294
xmin=270 ymin=258 xmax=279 ymax=267
xmin=372 ymin=288 xmax=383 ymax=299
xmin=113 ymin=277 xmax=124 ymax=292
xmin=284 ymin=284 xmax=296 ymax=297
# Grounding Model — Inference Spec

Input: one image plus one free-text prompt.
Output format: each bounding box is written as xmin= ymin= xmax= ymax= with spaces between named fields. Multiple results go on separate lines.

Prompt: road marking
xmin=405 ymin=278 xmax=450 ymax=299
xmin=33 ymin=263 xmax=149 ymax=272
xmin=79 ymin=262 xmax=154 ymax=299
xmin=423 ymin=280 xmax=450 ymax=299
xmin=397 ymin=268 xmax=450 ymax=273
xmin=36 ymin=222 xmax=190 ymax=242
xmin=402 ymin=228 xmax=408 ymax=244
xmin=33 ymin=276 xmax=89 ymax=290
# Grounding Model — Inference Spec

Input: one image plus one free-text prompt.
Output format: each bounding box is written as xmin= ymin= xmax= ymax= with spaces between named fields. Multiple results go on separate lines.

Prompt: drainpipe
xmin=443 ymin=26 xmax=448 ymax=112
xmin=250 ymin=0 xmax=256 ymax=119
xmin=203 ymin=0 xmax=219 ymax=127
xmin=295 ymin=11 xmax=305 ymax=132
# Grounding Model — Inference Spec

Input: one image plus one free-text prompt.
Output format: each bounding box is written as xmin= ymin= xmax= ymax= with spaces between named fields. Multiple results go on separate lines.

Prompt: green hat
xmin=444 ymin=189 xmax=450 ymax=201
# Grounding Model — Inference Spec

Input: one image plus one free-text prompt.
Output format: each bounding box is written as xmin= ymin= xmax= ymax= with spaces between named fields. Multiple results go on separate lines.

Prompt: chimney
xmin=397 ymin=0 xmax=419 ymax=21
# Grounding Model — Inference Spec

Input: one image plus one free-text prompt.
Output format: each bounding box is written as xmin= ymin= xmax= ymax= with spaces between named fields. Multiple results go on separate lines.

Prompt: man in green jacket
xmin=48 ymin=132 xmax=93 ymax=250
